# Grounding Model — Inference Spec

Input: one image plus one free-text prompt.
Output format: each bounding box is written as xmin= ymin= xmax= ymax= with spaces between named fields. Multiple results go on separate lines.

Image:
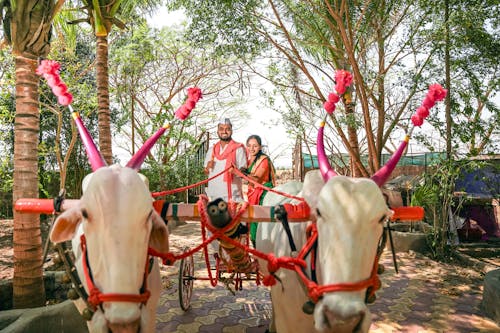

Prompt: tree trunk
xmin=96 ymin=35 xmax=113 ymax=164
xmin=12 ymin=55 xmax=46 ymax=308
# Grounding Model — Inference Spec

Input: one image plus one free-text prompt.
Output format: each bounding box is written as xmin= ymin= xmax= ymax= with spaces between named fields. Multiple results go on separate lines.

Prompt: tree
xmin=1 ymin=0 xmax=61 ymax=308
xmin=63 ymin=0 xmax=162 ymax=164
xmin=419 ymin=0 xmax=499 ymax=157
xmin=109 ymin=24 xmax=251 ymax=192
xmin=168 ymin=0 xmax=447 ymax=176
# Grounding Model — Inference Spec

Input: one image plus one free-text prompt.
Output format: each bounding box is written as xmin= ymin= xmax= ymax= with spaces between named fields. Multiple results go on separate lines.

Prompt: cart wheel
xmin=178 ymin=249 xmax=194 ymax=311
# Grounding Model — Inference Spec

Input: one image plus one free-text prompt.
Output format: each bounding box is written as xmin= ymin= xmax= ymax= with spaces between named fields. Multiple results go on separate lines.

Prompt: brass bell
xmin=377 ymin=264 xmax=385 ymax=274
xmin=62 ymin=273 xmax=71 ymax=284
xmin=302 ymin=300 xmax=315 ymax=314
xmin=82 ymin=308 xmax=94 ymax=321
xmin=67 ymin=288 xmax=80 ymax=300
xmin=52 ymin=253 xmax=62 ymax=265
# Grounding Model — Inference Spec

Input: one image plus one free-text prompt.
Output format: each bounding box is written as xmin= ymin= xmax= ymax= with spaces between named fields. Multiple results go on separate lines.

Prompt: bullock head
xmin=50 ymin=166 xmax=169 ymax=332
xmin=49 ymin=117 xmax=169 ymax=332
xmin=304 ymin=120 xmax=402 ymax=332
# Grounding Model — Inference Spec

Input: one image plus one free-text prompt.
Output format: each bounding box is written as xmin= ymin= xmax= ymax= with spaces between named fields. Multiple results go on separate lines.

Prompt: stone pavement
xmin=156 ymin=222 xmax=500 ymax=333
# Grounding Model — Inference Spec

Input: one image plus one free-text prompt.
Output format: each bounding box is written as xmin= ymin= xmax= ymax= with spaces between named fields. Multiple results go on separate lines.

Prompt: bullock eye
xmin=81 ymin=209 xmax=88 ymax=219
xmin=316 ymin=208 xmax=322 ymax=217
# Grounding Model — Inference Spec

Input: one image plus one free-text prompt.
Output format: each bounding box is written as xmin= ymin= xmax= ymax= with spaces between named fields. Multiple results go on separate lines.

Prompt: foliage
xmin=109 ymin=23 xmax=251 ymax=171
xmin=410 ymin=158 xmax=488 ymax=260
xmin=418 ymin=0 xmax=499 ymax=156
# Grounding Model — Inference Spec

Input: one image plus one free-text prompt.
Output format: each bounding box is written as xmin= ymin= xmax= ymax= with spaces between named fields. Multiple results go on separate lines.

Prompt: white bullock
xmin=256 ymin=121 xmax=405 ymax=333
xmin=257 ymin=170 xmax=389 ymax=333
xmin=50 ymin=165 xmax=169 ymax=333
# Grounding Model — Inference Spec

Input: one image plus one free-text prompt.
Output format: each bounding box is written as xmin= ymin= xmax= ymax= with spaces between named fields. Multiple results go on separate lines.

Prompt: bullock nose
xmin=107 ymin=317 xmax=140 ymax=333
xmin=322 ymin=308 xmax=365 ymax=333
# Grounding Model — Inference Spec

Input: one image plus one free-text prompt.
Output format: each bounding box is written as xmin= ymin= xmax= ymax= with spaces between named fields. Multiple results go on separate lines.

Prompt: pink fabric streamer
xmin=411 ymin=84 xmax=447 ymax=127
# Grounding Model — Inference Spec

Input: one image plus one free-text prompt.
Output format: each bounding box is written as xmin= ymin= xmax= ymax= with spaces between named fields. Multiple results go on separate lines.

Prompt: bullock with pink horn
xmin=255 ymin=70 xmax=447 ymax=333
xmin=36 ymin=59 xmax=201 ymax=333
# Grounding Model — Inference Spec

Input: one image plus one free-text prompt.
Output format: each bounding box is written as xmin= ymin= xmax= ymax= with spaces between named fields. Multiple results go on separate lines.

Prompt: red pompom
xmin=323 ymin=101 xmax=336 ymax=114
xmin=411 ymin=114 xmax=424 ymax=127
xmin=416 ymin=106 xmax=429 ymax=118
xmin=428 ymin=83 xmax=447 ymax=101
xmin=327 ymin=93 xmax=340 ymax=103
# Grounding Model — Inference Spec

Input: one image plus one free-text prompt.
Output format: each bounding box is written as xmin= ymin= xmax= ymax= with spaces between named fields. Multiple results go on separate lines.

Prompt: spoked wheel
xmin=178 ymin=248 xmax=194 ymax=311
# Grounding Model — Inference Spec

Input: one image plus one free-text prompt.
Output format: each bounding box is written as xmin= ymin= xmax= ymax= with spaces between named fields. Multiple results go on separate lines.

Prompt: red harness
xmin=292 ymin=223 xmax=382 ymax=303
xmin=80 ymin=234 xmax=151 ymax=310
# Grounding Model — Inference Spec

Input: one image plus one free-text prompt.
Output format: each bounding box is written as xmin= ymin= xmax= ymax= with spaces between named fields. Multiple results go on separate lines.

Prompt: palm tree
xmin=1 ymin=0 xmax=61 ymax=308
xmin=66 ymin=0 xmax=161 ymax=164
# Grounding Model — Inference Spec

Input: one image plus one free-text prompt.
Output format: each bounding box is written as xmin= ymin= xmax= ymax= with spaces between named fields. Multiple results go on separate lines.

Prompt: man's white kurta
xmin=204 ymin=143 xmax=247 ymax=201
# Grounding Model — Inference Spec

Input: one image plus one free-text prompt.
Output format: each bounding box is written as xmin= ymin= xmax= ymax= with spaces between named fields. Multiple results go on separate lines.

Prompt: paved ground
xmin=156 ymin=222 xmax=500 ymax=333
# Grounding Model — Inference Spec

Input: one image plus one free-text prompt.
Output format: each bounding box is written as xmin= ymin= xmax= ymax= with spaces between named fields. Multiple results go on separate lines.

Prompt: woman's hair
xmin=246 ymin=134 xmax=262 ymax=146
xmin=247 ymin=135 xmax=264 ymax=159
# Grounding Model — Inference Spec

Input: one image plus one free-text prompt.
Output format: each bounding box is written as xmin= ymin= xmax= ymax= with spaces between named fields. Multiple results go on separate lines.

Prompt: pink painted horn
xmin=317 ymin=120 xmax=338 ymax=182
xmin=370 ymin=135 xmax=409 ymax=187
xmin=126 ymin=123 xmax=171 ymax=171
xmin=71 ymin=110 xmax=107 ymax=171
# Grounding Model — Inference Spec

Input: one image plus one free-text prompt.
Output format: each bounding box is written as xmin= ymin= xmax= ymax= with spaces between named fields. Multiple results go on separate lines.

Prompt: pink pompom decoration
xmin=328 ymin=93 xmax=340 ymax=104
xmin=335 ymin=70 xmax=353 ymax=95
xmin=185 ymin=100 xmax=196 ymax=111
xmin=36 ymin=60 xmax=74 ymax=107
xmin=46 ymin=75 xmax=62 ymax=88
xmin=422 ymin=96 xmax=435 ymax=109
xmin=175 ymin=105 xmax=190 ymax=120
xmin=428 ymin=84 xmax=447 ymax=101
xmin=174 ymin=87 xmax=203 ymax=121
xmin=411 ymin=114 xmax=424 ymax=127
xmin=58 ymin=93 xmax=73 ymax=106
xmin=36 ymin=60 xmax=61 ymax=77
xmin=416 ymin=106 xmax=430 ymax=118
xmin=323 ymin=101 xmax=336 ymax=114
xmin=187 ymin=87 xmax=202 ymax=102
xmin=52 ymin=83 xmax=68 ymax=96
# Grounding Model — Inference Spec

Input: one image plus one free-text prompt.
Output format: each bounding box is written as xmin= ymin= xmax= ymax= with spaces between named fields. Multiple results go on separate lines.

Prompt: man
xmin=204 ymin=118 xmax=247 ymax=201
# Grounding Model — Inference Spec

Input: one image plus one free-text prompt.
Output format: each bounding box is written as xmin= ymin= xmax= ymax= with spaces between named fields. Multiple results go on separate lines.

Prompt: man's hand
xmin=204 ymin=160 xmax=215 ymax=175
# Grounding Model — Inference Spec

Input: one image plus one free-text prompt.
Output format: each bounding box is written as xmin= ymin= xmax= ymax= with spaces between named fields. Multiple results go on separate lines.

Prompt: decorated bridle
xmin=37 ymin=59 xmax=202 ymax=318
xmin=285 ymin=70 xmax=447 ymax=312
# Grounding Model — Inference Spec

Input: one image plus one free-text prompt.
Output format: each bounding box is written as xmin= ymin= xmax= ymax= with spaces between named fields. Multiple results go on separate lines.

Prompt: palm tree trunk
xmin=96 ymin=35 xmax=113 ymax=164
xmin=12 ymin=55 xmax=46 ymax=308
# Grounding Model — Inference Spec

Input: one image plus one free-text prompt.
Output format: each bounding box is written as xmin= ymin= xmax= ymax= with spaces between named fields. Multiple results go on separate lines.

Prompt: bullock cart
xmin=149 ymin=167 xmax=425 ymax=312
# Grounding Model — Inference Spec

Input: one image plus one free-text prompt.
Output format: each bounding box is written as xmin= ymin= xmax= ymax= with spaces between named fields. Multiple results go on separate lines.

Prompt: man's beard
xmin=219 ymin=135 xmax=232 ymax=142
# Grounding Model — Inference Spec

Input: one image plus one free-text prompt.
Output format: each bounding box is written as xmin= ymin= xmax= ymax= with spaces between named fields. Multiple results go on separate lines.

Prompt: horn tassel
xmin=126 ymin=123 xmax=171 ymax=171
xmin=71 ymin=108 xmax=107 ymax=171
xmin=370 ymin=136 xmax=409 ymax=187
xmin=317 ymin=120 xmax=338 ymax=182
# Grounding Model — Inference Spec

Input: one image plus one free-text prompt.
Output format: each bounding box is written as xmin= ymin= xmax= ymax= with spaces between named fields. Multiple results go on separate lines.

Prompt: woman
xmin=245 ymin=135 xmax=276 ymax=246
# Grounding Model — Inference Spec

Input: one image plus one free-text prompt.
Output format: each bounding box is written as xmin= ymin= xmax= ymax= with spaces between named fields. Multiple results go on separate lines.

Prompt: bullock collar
xmin=79 ymin=234 xmax=152 ymax=312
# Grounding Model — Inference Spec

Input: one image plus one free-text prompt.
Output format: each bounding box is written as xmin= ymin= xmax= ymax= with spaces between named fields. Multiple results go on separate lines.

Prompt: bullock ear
xmin=149 ymin=211 xmax=169 ymax=254
xmin=50 ymin=208 xmax=83 ymax=243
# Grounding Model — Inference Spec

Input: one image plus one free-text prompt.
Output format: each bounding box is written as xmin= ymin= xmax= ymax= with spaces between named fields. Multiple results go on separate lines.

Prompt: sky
xmin=142 ymin=8 xmax=294 ymax=168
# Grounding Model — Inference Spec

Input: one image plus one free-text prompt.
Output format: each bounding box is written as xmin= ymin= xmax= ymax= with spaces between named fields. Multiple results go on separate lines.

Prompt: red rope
xmin=80 ymin=235 xmax=151 ymax=309
xmin=232 ymin=166 xmax=306 ymax=202
xmin=151 ymin=167 xmax=231 ymax=197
